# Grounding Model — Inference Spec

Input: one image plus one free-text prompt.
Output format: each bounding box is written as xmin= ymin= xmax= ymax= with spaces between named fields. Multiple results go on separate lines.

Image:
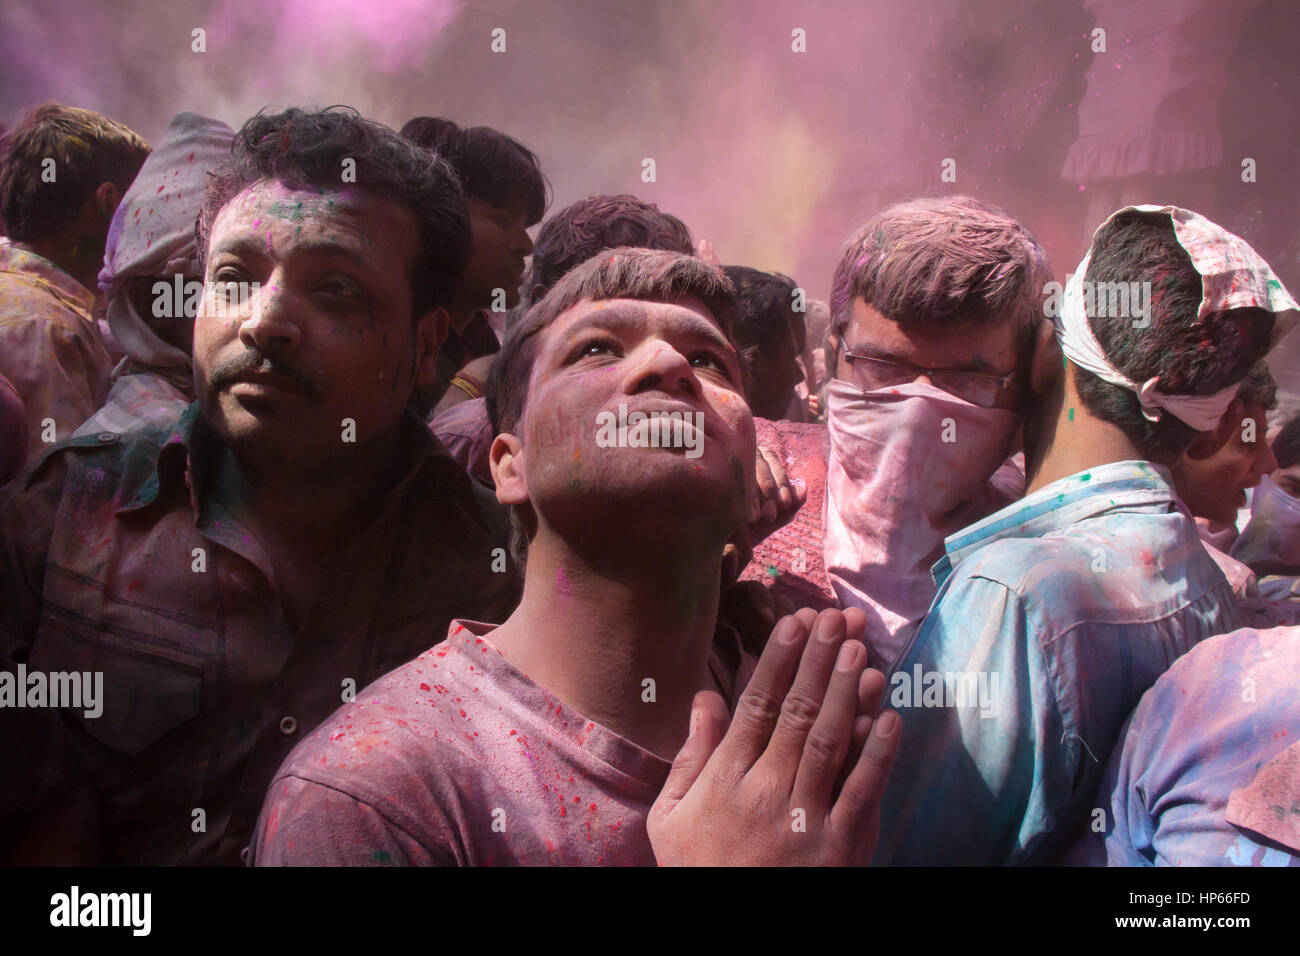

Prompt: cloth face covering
xmin=1232 ymin=474 xmax=1300 ymax=575
xmin=823 ymin=378 xmax=1019 ymax=669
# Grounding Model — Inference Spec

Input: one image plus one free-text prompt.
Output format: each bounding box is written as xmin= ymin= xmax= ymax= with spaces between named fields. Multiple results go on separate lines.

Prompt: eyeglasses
xmin=839 ymin=342 xmax=1024 ymax=409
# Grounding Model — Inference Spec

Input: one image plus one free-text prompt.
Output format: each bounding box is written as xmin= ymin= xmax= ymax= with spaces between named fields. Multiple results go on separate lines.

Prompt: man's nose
xmin=237 ymin=281 xmax=301 ymax=352
xmin=1255 ymin=439 xmax=1279 ymax=478
xmin=515 ymin=226 xmax=535 ymax=257
xmin=626 ymin=340 xmax=698 ymax=398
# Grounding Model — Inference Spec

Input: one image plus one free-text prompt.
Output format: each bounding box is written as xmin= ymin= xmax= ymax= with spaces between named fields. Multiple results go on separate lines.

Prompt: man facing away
xmin=875 ymin=205 xmax=1296 ymax=865
xmin=253 ymin=248 xmax=902 ymax=865
xmin=0 ymin=103 xmax=150 ymax=458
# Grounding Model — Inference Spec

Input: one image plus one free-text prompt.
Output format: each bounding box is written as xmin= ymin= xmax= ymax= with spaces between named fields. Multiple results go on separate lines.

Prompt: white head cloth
xmin=1058 ymin=204 xmax=1298 ymax=432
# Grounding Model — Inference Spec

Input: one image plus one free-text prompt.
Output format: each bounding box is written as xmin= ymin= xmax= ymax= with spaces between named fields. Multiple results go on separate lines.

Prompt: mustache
xmin=207 ymin=350 xmax=322 ymax=400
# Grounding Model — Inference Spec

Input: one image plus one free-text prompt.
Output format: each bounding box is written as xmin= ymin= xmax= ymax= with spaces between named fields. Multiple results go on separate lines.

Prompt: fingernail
xmin=689 ymin=707 xmax=701 ymax=738
xmin=835 ymin=641 xmax=860 ymax=672
xmin=877 ymin=711 xmax=898 ymax=737
xmin=816 ymin=613 xmax=841 ymax=642
xmin=776 ymin=617 xmax=802 ymax=644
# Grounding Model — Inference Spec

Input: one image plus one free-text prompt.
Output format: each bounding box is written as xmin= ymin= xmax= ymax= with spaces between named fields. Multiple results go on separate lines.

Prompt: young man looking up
xmin=253 ymin=249 xmax=901 ymax=865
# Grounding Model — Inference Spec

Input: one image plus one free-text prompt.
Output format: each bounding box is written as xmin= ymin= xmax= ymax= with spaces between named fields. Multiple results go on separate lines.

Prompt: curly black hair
xmin=198 ymin=106 xmax=470 ymax=317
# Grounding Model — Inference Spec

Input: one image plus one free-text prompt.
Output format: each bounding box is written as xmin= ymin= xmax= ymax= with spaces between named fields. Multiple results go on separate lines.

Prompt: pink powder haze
xmin=2 ymin=0 xmax=1296 ymax=324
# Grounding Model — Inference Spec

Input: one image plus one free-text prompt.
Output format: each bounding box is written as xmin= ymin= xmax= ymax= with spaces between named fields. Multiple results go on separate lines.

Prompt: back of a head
xmin=1272 ymin=414 xmax=1300 ymax=471
xmin=1075 ymin=210 xmax=1276 ymax=460
xmin=400 ymin=116 xmax=547 ymax=227
xmin=829 ymin=195 xmax=1050 ymax=339
xmin=199 ymin=107 xmax=470 ymax=317
xmin=526 ymin=194 xmax=695 ymax=303
xmin=723 ymin=265 xmax=800 ymax=351
xmin=0 ymin=102 xmax=151 ymax=244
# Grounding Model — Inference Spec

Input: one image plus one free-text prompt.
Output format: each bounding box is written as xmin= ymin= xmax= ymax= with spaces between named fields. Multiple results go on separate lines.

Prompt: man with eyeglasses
xmin=740 ymin=196 xmax=1050 ymax=674
xmin=875 ymin=205 xmax=1296 ymax=865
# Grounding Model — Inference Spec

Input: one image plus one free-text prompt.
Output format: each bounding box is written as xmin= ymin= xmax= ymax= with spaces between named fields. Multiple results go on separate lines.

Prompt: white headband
xmin=1057 ymin=204 xmax=1298 ymax=432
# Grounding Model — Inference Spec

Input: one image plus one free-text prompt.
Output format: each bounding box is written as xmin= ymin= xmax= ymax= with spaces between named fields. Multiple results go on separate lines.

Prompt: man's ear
xmin=1028 ymin=318 xmax=1061 ymax=397
xmin=94 ymin=182 xmax=122 ymax=221
xmin=489 ymin=432 xmax=529 ymax=506
xmin=1185 ymin=397 xmax=1243 ymax=461
xmin=413 ymin=306 xmax=451 ymax=388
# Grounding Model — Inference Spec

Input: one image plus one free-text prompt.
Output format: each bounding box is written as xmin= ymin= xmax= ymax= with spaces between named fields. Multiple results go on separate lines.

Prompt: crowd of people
xmin=0 ymin=101 xmax=1296 ymax=867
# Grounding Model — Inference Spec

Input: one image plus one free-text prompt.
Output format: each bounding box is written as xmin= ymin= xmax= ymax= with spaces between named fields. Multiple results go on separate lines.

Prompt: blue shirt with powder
xmin=873 ymin=460 xmax=1241 ymax=865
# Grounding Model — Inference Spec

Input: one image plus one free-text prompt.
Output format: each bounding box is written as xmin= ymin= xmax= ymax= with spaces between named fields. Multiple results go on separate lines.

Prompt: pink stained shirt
xmin=252 ymin=620 xmax=674 ymax=866
xmin=0 ymin=239 xmax=112 ymax=459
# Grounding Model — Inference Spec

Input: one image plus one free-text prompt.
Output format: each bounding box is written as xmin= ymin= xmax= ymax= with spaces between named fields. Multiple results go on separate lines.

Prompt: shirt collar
xmin=931 ymin=460 xmax=1178 ymax=588
xmin=0 ymin=237 xmax=96 ymax=315
xmin=115 ymin=402 xmax=465 ymax=516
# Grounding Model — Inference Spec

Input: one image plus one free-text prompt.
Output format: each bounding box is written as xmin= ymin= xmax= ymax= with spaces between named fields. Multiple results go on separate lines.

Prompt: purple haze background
xmin=2 ymin=0 xmax=1296 ymax=319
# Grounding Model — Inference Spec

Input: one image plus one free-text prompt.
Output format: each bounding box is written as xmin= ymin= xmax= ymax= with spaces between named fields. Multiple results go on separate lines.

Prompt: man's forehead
xmin=548 ymin=296 xmax=727 ymax=341
xmin=209 ymin=179 xmax=417 ymax=260
xmin=215 ymin=179 xmax=410 ymax=233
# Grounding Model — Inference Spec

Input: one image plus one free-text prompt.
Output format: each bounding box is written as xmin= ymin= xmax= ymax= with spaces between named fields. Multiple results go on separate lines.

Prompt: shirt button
xmin=96 ymin=431 xmax=119 ymax=444
xmin=279 ymin=716 xmax=298 ymax=735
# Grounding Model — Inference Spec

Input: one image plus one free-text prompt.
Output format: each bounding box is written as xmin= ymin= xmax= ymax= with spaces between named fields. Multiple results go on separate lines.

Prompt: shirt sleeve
xmin=0 ymin=450 xmax=87 ymax=843
xmin=876 ymin=573 xmax=1075 ymax=865
xmin=1071 ymin=706 xmax=1155 ymax=866
xmin=252 ymin=775 xmax=456 ymax=866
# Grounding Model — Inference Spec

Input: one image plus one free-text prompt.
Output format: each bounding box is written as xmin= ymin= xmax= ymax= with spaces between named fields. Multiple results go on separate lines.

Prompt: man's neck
xmin=448 ymin=294 xmax=483 ymax=334
xmin=1025 ymin=370 xmax=1151 ymax=495
xmin=221 ymin=428 xmax=407 ymax=550
xmin=11 ymin=238 xmax=98 ymax=294
xmin=488 ymin=525 xmax=724 ymax=762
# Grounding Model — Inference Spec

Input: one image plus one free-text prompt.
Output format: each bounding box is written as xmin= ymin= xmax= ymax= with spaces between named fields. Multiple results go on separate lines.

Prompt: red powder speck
xmin=458 ymin=708 xmax=467 ymax=718
xmin=419 ymin=682 xmax=430 ymax=691
xmin=453 ymin=623 xmax=465 ymax=635
xmin=589 ymin=803 xmax=597 ymax=812
xmin=509 ymin=729 xmax=517 ymax=735
xmin=560 ymin=806 xmax=567 ymax=817
xmin=188 ymin=152 xmax=195 ymax=162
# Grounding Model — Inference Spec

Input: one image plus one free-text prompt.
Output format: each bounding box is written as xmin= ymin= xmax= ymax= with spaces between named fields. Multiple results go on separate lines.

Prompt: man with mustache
xmin=252 ymin=248 xmax=901 ymax=865
xmin=0 ymin=107 xmax=518 ymax=865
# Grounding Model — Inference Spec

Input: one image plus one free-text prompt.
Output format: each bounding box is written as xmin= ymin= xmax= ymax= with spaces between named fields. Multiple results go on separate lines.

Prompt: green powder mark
xmin=1068 ymin=407 xmax=1075 ymax=421
xmin=765 ymin=565 xmax=781 ymax=579
xmin=371 ymin=849 xmax=391 ymax=863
